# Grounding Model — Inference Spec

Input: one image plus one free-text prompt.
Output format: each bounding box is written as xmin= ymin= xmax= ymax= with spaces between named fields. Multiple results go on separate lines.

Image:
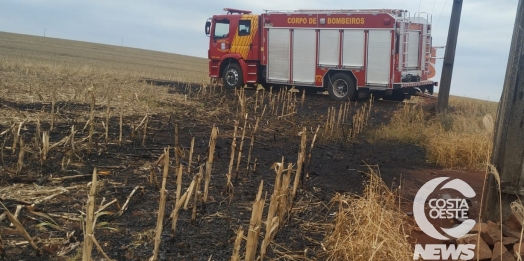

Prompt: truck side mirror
xmin=205 ymin=21 xmax=211 ymax=36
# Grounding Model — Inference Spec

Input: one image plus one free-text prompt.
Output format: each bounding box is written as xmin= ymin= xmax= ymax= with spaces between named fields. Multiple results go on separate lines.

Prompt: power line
xmin=436 ymin=0 xmax=449 ymax=27
xmin=431 ymin=0 xmax=437 ymax=14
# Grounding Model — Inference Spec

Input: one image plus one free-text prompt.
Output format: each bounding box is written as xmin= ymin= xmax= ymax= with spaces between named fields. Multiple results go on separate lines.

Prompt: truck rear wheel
xmin=327 ymin=73 xmax=355 ymax=101
xmin=222 ymin=63 xmax=243 ymax=89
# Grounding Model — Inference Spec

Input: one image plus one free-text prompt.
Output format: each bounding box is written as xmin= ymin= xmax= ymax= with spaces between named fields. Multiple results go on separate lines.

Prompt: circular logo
xmin=413 ymin=177 xmax=476 ymax=240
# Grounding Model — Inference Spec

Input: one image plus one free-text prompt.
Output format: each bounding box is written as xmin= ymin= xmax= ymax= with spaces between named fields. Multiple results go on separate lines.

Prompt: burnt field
xmin=0 ymin=31 xmax=488 ymax=261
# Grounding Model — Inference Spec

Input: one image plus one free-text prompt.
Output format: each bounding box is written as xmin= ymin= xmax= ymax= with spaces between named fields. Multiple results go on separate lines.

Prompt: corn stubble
xmin=82 ymin=168 xmax=98 ymax=261
xmin=322 ymin=167 xmax=413 ymax=261
xmin=227 ymin=120 xmax=239 ymax=194
xmin=232 ymin=128 xmax=312 ymax=261
xmin=0 ymin=36 xmax=456 ymax=261
xmin=244 ymin=181 xmax=266 ymax=261
xmin=104 ymin=86 xmax=112 ymax=146
xmin=322 ymin=98 xmax=373 ymax=143
xmin=191 ymin=168 xmax=203 ymax=225
xmin=235 ymin=114 xmax=248 ymax=179
xmin=203 ymin=125 xmax=218 ymax=205
xmin=88 ymin=87 xmax=95 ymax=152
xmin=0 ymin=72 xmax=380 ymax=261
xmin=231 ymin=226 xmax=244 ymax=261
xmin=260 ymin=160 xmax=293 ymax=260
xmin=171 ymin=167 xmax=192 ymax=235
xmin=151 ymin=148 xmax=169 ymax=261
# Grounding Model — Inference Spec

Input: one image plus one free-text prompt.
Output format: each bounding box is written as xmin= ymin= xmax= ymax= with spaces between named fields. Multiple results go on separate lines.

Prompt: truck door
xmin=211 ymin=18 xmax=232 ymax=58
xmin=230 ymin=15 xmax=259 ymax=60
xmin=366 ymin=30 xmax=393 ymax=86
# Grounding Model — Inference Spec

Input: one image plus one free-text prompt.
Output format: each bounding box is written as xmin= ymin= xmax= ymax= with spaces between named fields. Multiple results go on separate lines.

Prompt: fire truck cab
xmin=205 ymin=8 xmax=438 ymax=101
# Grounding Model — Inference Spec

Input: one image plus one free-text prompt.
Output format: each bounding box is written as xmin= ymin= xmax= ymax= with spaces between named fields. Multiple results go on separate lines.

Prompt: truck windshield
xmin=214 ymin=20 xmax=230 ymax=39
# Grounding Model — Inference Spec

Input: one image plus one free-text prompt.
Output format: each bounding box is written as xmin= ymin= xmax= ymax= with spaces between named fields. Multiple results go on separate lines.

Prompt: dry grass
xmin=370 ymin=96 xmax=498 ymax=170
xmin=322 ymin=166 xmax=413 ymax=261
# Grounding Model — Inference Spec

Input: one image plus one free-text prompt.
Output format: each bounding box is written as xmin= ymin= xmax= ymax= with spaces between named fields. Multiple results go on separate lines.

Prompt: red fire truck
xmin=205 ymin=8 xmax=438 ymax=101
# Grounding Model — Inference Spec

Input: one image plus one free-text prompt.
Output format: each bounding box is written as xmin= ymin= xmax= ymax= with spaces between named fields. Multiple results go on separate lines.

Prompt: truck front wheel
xmin=327 ymin=73 xmax=356 ymax=101
xmin=222 ymin=63 xmax=243 ymax=89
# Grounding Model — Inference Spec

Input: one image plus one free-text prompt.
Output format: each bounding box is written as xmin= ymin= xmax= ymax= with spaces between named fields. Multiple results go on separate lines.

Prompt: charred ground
xmin=0 ymin=31 xmax=484 ymax=261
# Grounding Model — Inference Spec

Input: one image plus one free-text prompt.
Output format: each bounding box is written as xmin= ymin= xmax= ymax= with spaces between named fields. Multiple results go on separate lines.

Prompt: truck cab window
xmin=214 ymin=20 xmax=230 ymax=39
xmin=238 ymin=20 xmax=251 ymax=36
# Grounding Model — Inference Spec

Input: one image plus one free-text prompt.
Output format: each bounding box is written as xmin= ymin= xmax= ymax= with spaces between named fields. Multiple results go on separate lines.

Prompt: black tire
xmin=327 ymin=73 xmax=356 ymax=101
xmin=222 ymin=63 xmax=243 ymax=89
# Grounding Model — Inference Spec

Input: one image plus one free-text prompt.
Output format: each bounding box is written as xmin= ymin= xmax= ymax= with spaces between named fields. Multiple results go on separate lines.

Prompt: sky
xmin=0 ymin=0 xmax=518 ymax=101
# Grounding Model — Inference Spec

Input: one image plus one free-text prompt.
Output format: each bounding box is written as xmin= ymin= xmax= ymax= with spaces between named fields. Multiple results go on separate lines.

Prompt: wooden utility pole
xmin=482 ymin=0 xmax=524 ymax=222
xmin=437 ymin=0 xmax=463 ymax=112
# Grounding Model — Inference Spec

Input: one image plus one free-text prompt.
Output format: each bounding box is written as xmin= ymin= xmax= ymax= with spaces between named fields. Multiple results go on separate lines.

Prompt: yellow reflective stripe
xmin=230 ymin=14 xmax=259 ymax=60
